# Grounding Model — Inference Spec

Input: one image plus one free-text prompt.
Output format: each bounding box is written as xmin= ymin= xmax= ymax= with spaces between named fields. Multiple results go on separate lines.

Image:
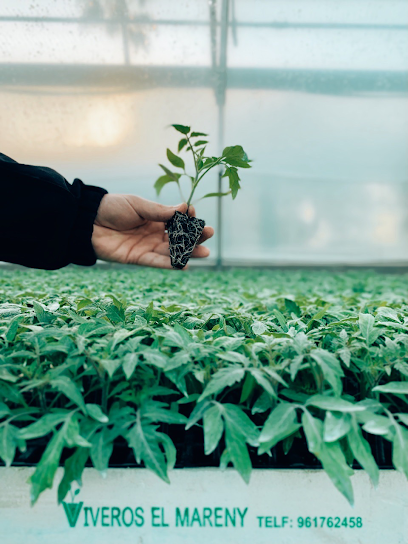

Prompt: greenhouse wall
xmin=1 ymin=0 xmax=407 ymax=265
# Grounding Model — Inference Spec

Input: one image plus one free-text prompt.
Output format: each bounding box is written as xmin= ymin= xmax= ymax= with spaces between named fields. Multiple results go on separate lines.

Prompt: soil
xmin=166 ymin=211 xmax=205 ymax=269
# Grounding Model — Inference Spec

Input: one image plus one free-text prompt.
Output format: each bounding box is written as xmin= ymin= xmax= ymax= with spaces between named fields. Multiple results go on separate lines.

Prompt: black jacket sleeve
xmin=0 ymin=152 xmax=108 ymax=270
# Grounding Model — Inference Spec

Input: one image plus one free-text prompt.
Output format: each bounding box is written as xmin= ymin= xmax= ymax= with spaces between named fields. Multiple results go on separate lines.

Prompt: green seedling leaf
xmin=191 ymin=131 xmax=208 ymax=137
xmin=310 ymin=349 xmax=344 ymax=395
xmin=86 ymin=403 xmax=109 ymax=423
xmin=50 ymin=376 xmax=86 ymax=414
xmin=0 ymin=423 xmax=17 ymax=466
xmin=58 ymin=446 xmax=89 ymax=504
xmin=172 ymin=124 xmax=190 ymax=134
xmin=154 ymin=175 xmax=176 ymax=196
xmin=178 ymin=138 xmax=188 ymax=152
xmin=323 ymin=412 xmax=351 ymax=442
xmin=28 ymin=423 xmax=68 ymax=506
xmin=198 ymin=367 xmax=245 ymax=402
xmin=167 ymin=148 xmax=185 ymax=170
xmin=200 ymin=191 xmax=232 ymax=199
xmin=126 ymin=418 xmax=169 ymax=483
xmin=89 ymin=426 xmax=113 ymax=476
xmin=18 ymin=412 xmax=68 ymax=440
xmin=222 ymin=166 xmax=241 ymax=199
xmin=306 ymin=395 xmax=365 ymax=413
xmin=225 ymin=425 xmax=252 ymax=484
xmin=347 ymin=418 xmax=379 ymax=487
xmin=373 ymin=382 xmax=408 ymax=395
xmin=318 ymin=441 xmax=354 ymax=506
xmin=203 ymin=404 xmax=224 ymax=455
xmin=392 ymin=423 xmax=408 ymax=479
xmin=222 ymin=403 xmax=260 ymax=446
xmin=359 ymin=313 xmax=381 ymax=345
xmin=259 ymin=403 xmax=300 ymax=450
xmin=301 ymin=410 xmax=323 ymax=455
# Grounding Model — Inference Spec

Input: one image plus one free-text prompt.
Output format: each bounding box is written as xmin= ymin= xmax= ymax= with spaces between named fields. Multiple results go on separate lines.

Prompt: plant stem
xmin=186 ymin=158 xmax=224 ymax=209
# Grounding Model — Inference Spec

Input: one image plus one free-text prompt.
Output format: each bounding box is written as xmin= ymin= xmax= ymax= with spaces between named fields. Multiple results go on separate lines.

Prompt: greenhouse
xmin=0 ymin=1 xmax=408 ymax=543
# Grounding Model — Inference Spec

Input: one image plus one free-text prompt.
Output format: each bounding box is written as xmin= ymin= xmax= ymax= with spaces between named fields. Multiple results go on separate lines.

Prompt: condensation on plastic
xmin=0 ymin=0 xmax=407 ymax=264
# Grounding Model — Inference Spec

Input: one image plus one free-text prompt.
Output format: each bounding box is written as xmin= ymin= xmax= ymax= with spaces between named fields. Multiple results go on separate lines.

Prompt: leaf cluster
xmin=1 ymin=267 xmax=408 ymax=506
xmin=154 ymin=124 xmax=251 ymax=206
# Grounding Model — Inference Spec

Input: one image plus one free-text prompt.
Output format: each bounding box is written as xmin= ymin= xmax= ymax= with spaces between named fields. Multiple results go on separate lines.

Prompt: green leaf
xmin=361 ymin=414 xmax=393 ymax=436
xmin=258 ymin=403 xmax=300 ymax=450
xmin=359 ymin=313 xmax=380 ymax=345
xmin=347 ymin=418 xmax=379 ymax=487
xmin=126 ymin=419 xmax=169 ymax=483
xmin=323 ymin=411 xmax=351 ymax=442
xmin=198 ymin=367 xmax=245 ymax=402
xmin=392 ymin=423 xmax=408 ymax=479
xmin=191 ymin=131 xmax=208 ymax=137
xmin=222 ymin=145 xmax=251 ymax=168
xmin=178 ymin=138 xmax=188 ymax=152
xmin=240 ymin=372 xmax=255 ymax=403
xmin=310 ymin=349 xmax=344 ymax=395
xmin=251 ymin=321 xmax=268 ymax=335
xmin=157 ymin=432 xmax=177 ymax=471
xmin=306 ymin=304 xmax=330 ymax=330
xmin=77 ymin=298 xmax=93 ymax=311
xmin=0 ymin=423 xmax=17 ymax=467
xmin=50 ymin=376 xmax=86 ymax=414
xmin=199 ymin=191 xmax=232 ymax=199
xmin=86 ymin=403 xmax=109 ymax=423
xmin=318 ymin=441 xmax=354 ymax=505
xmin=301 ymin=410 xmax=323 ymax=455
xmin=203 ymin=404 xmax=224 ymax=455
xmin=89 ymin=426 xmax=113 ymax=475
xmin=225 ymin=425 xmax=252 ymax=483
xmin=154 ymin=175 xmax=176 ymax=196
xmin=222 ymin=166 xmax=241 ymax=199
xmin=17 ymin=412 xmax=68 ymax=440
xmin=159 ymin=163 xmax=181 ymax=182
xmin=57 ymin=446 xmax=89 ymax=504
xmin=373 ymin=382 xmax=408 ymax=395
xmin=100 ymin=359 xmax=121 ymax=378
xmin=122 ymin=352 xmax=138 ymax=380
xmin=172 ymin=124 xmax=190 ymax=135
xmin=194 ymin=140 xmax=208 ymax=146
xmin=306 ymin=395 xmax=365 ymax=413
xmin=33 ymin=301 xmax=55 ymax=324
xmin=140 ymin=400 xmax=187 ymax=425
xmin=249 ymin=368 xmax=277 ymax=398
xmin=106 ymin=304 xmax=125 ymax=324
xmin=222 ymin=403 xmax=259 ymax=446
xmin=284 ymin=298 xmax=301 ymax=317
xmin=5 ymin=315 xmax=24 ymax=343
xmin=167 ymin=148 xmax=185 ymax=170
xmin=28 ymin=424 xmax=67 ymax=506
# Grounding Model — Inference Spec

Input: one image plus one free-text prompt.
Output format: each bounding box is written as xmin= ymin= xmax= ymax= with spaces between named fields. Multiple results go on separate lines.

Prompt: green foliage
xmin=154 ymin=125 xmax=251 ymax=206
xmin=1 ymin=267 xmax=408 ymax=506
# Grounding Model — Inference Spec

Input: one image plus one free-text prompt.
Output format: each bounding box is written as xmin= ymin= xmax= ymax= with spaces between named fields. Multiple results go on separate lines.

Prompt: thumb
xmin=128 ymin=196 xmax=188 ymax=222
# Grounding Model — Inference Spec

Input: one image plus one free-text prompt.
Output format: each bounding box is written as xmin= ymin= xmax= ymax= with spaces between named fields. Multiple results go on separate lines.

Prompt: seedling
xmin=154 ymin=124 xmax=251 ymax=269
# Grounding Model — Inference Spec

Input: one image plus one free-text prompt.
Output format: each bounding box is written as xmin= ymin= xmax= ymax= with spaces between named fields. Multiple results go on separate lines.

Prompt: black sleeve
xmin=0 ymin=152 xmax=108 ymax=270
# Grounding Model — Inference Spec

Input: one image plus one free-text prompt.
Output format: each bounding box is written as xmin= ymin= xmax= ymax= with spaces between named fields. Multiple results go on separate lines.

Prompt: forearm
xmin=0 ymin=152 xmax=107 ymax=270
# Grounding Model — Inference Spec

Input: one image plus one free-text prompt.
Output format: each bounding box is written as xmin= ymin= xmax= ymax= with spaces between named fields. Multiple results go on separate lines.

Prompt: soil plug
xmin=154 ymin=124 xmax=251 ymax=269
xmin=166 ymin=210 xmax=205 ymax=269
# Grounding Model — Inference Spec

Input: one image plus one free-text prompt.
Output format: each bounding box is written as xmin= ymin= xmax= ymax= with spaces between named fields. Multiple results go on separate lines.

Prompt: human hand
xmin=91 ymin=194 xmax=214 ymax=269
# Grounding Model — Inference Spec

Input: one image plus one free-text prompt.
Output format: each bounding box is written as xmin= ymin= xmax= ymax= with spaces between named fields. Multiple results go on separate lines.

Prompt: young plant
xmin=154 ymin=124 xmax=251 ymax=269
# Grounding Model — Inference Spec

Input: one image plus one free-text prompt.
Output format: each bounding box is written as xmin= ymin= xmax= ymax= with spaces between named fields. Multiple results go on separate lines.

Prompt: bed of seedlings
xmin=1 ymin=265 xmax=408 ymax=507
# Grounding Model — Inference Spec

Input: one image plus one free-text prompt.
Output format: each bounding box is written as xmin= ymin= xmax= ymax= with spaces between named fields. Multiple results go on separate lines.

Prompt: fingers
xmin=125 ymin=195 xmax=188 ymax=223
xmin=197 ymin=226 xmax=214 ymax=245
